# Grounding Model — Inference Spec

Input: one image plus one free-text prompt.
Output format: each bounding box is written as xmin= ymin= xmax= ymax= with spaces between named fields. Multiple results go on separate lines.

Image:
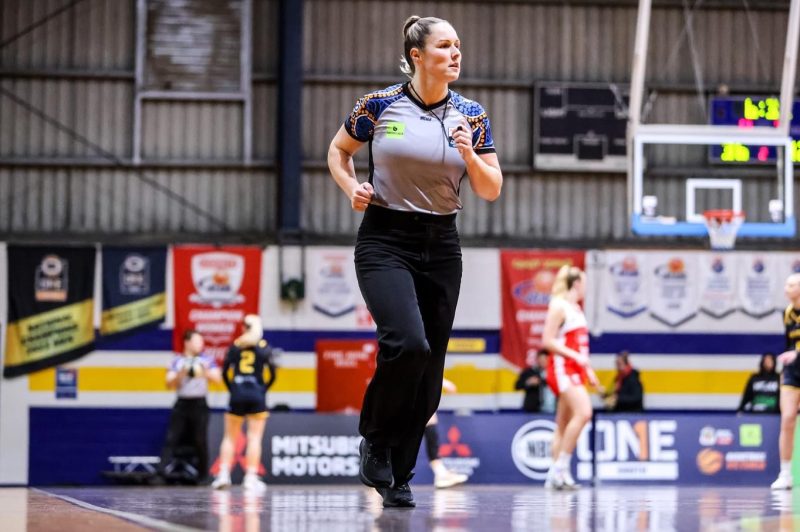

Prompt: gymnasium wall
xmin=0 ymin=243 xmax=788 ymax=484
xmin=0 ymin=0 xmax=795 ymax=488
xmin=1 ymin=0 xmax=797 ymax=244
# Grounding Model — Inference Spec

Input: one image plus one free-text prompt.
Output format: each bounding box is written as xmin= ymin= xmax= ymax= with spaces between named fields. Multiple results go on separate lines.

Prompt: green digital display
xmin=710 ymin=96 xmax=800 ymax=164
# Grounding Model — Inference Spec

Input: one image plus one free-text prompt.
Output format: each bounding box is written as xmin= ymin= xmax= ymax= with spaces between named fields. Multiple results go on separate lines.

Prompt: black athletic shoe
xmin=377 ymin=482 xmax=415 ymax=508
xmin=359 ymin=439 xmax=393 ymax=488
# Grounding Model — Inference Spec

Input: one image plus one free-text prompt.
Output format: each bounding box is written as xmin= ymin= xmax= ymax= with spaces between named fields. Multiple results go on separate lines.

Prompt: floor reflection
xmin=40 ymin=484 xmax=800 ymax=532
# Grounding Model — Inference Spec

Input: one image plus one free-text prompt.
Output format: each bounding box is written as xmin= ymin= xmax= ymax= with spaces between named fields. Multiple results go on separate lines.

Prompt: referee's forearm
xmin=465 ymin=154 xmax=502 ymax=201
xmin=327 ymin=145 xmax=360 ymax=197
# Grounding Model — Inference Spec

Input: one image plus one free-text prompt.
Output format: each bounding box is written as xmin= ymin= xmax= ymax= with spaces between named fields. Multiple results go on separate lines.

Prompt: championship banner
xmin=308 ymin=249 xmax=359 ymax=319
xmin=648 ymin=253 xmax=698 ymax=328
xmin=737 ymin=253 xmax=778 ymax=319
xmin=172 ymin=246 xmax=262 ymax=361
xmin=603 ymin=251 xmax=648 ymax=318
xmin=500 ymin=250 xmax=585 ymax=368
xmin=4 ymin=246 xmax=96 ymax=378
xmin=0 ymin=243 xmax=6 ymax=360
xmin=100 ymin=247 xmax=167 ymax=339
xmin=775 ymin=253 xmax=800 ymax=310
xmin=698 ymin=253 xmax=737 ymax=319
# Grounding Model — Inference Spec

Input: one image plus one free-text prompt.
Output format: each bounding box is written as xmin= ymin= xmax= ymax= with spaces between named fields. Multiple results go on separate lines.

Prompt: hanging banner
xmin=738 ymin=253 xmax=778 ymax=319
xmin=604 ymin=252 xmax=648 ymax=318
xmin=648 ymin=253 xmax=698 ymax=328
xmin=0 ymin=243 xmax=5 ymax=359
xmin=589 ymin=250 xmax=797 ymax=335
xmin=4 ymin=246 xmax=96 ymax=378
xmin=500 ymin=250 xmax=585 ymax=368
xmin=100 ymin=247 xmax=167 ymax=339
xmin=308 ymin=248 xmax=359 ymax=318
xmin=173 ymin=246 xmax=262 ymax=362
xmin=774 ymin=253 xmax=800 ymax=310
xmin=698 ymin=253 xmax=737 ymax=319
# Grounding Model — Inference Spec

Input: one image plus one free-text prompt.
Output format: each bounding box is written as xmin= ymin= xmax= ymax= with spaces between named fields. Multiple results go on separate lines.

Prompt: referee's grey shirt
xmin=345 ymin=83 xmax=496 ymax=215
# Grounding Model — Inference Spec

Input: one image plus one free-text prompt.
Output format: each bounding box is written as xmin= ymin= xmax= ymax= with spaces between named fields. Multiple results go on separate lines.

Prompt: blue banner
xmin=100 ymin=247 xmax=166 ymax=339
xmin=28 ymin=410 xmax=780 ymax=486
xmin=55 ymin=368 xmax=77 ymax=399
xmin=578 ymin=413 xmax=780 ymax=485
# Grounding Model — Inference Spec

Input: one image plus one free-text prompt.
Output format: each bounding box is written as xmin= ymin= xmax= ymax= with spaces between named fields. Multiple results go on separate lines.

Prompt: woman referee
xmin=327 ymin=15 xmax=502 ymax=507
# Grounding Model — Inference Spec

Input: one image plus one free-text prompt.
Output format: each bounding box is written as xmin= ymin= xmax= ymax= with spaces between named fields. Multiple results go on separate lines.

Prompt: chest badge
xmin=386 ymin=121 xmax=405 ymax=138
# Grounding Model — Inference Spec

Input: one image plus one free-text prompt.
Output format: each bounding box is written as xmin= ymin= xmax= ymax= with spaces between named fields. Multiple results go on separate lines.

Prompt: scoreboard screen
xmin=709 ymin=96 xmax=800 ymax=164
xmin=535 ymin=82 xmax=629 ymax=172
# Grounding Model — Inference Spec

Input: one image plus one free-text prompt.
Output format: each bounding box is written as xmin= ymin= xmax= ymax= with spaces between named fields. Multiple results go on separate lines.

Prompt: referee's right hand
xmin=351 ymin=182 xmax=374 ymax=212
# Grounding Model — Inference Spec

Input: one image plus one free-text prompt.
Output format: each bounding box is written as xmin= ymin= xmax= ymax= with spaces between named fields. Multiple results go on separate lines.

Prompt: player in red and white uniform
xmin=542 ymin=265 xmax=598 ymax=490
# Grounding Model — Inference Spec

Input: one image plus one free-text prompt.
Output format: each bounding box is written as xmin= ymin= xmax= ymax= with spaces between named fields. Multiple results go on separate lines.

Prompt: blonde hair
xmin=237 ymin=314 xmax=263 ymax=347
xmin=399 ymin=15 xmax=448 ymax=78
xmin=551 ymin=265 xmax=584 ymax=299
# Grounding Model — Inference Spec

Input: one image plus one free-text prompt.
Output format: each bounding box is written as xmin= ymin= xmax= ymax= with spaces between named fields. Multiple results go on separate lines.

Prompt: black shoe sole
xmin=376 ymin=487 xmax=416 ymax=508
xmin=383 ymin=500 xmax=416 ymax=508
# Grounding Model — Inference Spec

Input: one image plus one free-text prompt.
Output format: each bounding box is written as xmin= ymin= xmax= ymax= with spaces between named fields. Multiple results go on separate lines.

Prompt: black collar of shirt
xmin=403 ymin=82 xmax=451 ymax=111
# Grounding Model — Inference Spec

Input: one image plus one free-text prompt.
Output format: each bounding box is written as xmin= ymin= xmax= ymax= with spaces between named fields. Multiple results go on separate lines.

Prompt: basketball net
xmin=703 ymin=210 xmax=745 ymax=250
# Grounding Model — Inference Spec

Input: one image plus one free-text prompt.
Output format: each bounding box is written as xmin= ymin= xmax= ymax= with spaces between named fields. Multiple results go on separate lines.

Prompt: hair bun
xmin=403 ymin=15 xmax=421 ymax=37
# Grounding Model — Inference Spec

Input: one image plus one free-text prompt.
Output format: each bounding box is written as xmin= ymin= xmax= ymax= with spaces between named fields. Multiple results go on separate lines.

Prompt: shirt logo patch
xmin=386 ymin=122 xmax=405 ymax=138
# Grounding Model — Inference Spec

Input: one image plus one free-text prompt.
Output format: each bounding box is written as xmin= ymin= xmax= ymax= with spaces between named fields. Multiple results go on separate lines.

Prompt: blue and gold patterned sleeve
xmin=452 ymin=93 xmax=496 ymax=154
xmin=344 ymin=84 xmax=405 ymax=143
xmin=471 ymin=108 xmax=495 ymax=154
xmin=344 ymin=95 xmax=379 ymax=142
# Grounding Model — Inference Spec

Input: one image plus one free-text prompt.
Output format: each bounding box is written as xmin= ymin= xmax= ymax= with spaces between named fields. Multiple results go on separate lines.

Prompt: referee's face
xmin=185 ymin=333 xmax=204 ymax=356
xmin=418 ymin=23 xmax=461 ymax=83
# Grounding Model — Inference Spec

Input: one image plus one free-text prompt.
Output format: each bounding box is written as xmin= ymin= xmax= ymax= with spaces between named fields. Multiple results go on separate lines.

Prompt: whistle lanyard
xmin=408 ymin=83 xmax=452 ymax=164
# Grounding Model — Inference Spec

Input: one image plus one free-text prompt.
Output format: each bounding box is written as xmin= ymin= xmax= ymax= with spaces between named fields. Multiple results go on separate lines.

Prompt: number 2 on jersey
xmin=239 ymin=350 xmax=255 ymax=374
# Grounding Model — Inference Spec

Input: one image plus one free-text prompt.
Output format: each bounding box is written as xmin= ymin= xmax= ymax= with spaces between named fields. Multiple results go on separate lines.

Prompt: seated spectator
xmin=515 ymin=349 xmax=547 ymax=413
xmin=603 ymin=351 xmax=644 ymax=412
xmin=738 ymin=352 xmax=780 ymax=414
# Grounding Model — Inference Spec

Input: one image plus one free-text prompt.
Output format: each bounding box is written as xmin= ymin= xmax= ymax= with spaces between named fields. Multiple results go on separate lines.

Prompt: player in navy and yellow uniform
xmin=223 ymin=335 xmax=276 ymax=418
xmin=772 ymin=273 xmax=800 ymax=490
xmin=211 ymin=314 xmax=277 ymax=493
xmin=782 ymin=306 xmax=800 ymax=387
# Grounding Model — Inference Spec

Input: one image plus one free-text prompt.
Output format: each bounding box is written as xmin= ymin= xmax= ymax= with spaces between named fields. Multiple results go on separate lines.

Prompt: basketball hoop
xmin=703 ymin=210 xmax=745 ymax=250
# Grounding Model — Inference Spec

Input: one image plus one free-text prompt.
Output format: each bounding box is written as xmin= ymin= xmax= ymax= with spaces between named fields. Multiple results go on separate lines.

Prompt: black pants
xmin=355 ymin=205 xmax=462 ymax=482
xmin=160 ymin=397 xmax=209 ymax=480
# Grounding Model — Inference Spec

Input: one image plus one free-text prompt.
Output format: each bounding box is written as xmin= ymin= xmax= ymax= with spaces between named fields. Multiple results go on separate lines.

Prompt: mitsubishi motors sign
xmin=265 ymin=414 xmax=362 ymax=485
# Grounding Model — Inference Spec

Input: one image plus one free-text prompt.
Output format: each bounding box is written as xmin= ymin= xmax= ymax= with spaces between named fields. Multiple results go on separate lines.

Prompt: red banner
xmin=500 ymin=250 xmax=585 ymax=368
xmin=315 ymin=340 xmax=377 ymax=413
xmin=172 ymin=246 xmax=262 ymax=362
